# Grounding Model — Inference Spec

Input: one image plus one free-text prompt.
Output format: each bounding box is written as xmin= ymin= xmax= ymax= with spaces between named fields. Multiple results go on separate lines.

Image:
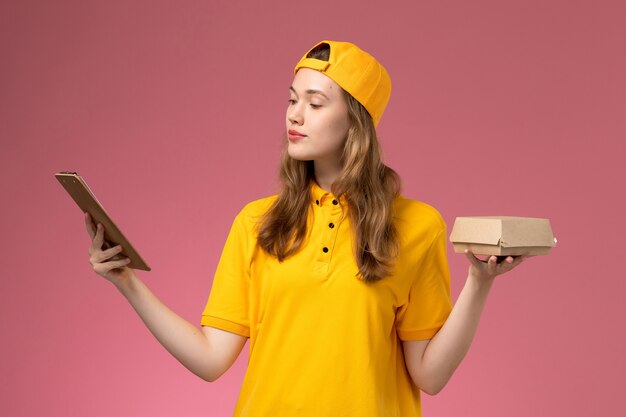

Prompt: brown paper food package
xmin=449 ymin=216 xmax=556 ymax=258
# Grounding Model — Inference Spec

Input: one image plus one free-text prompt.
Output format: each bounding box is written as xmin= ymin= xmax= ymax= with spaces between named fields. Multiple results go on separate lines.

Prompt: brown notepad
xmin=55 ymin=171 xmax=151 ymax=271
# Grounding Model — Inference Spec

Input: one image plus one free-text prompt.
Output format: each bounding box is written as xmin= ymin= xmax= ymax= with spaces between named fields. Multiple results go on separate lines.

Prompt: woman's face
xmin=286 ymin=68 xmax=351 ymax=165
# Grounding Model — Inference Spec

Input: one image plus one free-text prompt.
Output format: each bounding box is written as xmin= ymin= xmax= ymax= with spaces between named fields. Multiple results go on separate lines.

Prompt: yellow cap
xmin=294 ymin=40 xmax=391 ymax=126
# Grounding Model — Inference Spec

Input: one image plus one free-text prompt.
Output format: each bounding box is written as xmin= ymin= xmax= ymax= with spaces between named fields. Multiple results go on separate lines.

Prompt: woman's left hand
xmin=464 ymin=250 xmax=528 ymax=283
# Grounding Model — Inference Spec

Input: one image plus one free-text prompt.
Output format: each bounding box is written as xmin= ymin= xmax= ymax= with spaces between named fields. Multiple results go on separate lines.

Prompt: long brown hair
xmin=257 ymin=43 xmax=401 ymax=282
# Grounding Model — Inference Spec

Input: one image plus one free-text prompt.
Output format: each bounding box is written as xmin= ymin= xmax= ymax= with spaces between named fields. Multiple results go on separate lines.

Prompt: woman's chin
xmin=286 ymin=147 xmax=313 ymax=162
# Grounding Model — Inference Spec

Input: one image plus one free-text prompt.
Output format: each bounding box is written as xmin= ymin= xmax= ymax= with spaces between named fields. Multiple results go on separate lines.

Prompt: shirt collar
xmin=310 ymin=181 xmax=347 ymax=206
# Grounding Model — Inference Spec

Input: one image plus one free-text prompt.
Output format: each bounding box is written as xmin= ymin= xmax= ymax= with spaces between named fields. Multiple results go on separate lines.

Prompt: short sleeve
xmin=396 ymin=228 xmax=452 ymax=341
xmin=200 ymin=211 xmax=252 ymax=338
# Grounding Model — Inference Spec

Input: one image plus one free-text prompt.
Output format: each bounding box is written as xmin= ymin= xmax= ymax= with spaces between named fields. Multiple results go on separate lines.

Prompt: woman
xmin=86 ymin=40 xmax=526 ymax=416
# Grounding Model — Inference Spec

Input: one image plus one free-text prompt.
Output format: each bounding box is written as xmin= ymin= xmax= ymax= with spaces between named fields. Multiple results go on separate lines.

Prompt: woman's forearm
xmin=114 ymin=272 xmax=238 ymax=382
xmin=85 ymin=218 xmax=246 ymax=382
xmin=410 ymin=253 xmax=526 ymax=394
xmin=418 ymin=273 xmax=495 ymax=394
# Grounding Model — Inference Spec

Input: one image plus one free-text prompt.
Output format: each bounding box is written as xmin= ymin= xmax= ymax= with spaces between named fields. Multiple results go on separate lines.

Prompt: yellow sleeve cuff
xmin=201 ymin=315 xmax=250 ymax=338
xmin=397 ymin=322 xmax=445 ymax=341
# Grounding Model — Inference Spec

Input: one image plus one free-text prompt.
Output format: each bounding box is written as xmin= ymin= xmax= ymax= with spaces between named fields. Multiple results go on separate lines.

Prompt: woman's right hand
xmin=85 ymin=212 xmax=134 ymax=286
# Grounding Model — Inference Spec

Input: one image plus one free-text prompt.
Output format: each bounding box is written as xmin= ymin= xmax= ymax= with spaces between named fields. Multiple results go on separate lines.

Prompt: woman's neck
xmin=313 ymin=159 xmax=342 ymax=192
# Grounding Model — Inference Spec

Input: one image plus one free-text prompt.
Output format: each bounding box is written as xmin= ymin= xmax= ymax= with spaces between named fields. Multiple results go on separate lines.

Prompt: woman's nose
xmin=287 ymin=104 xmax=303 ymax=125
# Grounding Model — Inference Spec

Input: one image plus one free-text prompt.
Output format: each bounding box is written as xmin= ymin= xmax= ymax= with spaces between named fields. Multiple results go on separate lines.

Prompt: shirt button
xmin=332 ymin=199 xmax=338 ymax=205
xmin=322 ymin=247 xmax=329 ymax=253
xmin=315 ymin=200 xmax=319 ymax=205
xmin=328 ymin=223 xmax=335 ymax=228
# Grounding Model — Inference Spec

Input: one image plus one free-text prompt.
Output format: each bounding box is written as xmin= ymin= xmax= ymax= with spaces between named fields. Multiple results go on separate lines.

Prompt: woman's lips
xmin=288 ymin=130 xmax=306 ymax=141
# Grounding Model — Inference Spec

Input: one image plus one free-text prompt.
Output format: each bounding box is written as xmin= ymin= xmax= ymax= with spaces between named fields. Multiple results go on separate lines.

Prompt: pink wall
xmin=2 ymin=0 xmax=625 ymax=416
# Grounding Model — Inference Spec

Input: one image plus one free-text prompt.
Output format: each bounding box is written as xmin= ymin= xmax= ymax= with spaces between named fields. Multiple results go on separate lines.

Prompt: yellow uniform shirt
xmin=201 ymin=182 xmax=452 ymax=416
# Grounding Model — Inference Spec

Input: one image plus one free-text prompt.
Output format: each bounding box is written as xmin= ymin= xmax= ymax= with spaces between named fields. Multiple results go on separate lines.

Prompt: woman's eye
xmin=310 ymin=104 xmax=322 ymax=109
xmin=288 ymin=99 xmax=296 ymax=105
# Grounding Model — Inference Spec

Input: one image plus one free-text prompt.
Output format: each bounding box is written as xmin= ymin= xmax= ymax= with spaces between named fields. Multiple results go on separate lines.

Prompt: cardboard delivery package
xmin=449 ymin=216 xmax=556 ymax=257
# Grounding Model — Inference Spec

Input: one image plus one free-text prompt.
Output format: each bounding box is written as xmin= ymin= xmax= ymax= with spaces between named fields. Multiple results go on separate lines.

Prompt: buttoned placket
xmin=312 ymin=192 xmax=343 ymax=277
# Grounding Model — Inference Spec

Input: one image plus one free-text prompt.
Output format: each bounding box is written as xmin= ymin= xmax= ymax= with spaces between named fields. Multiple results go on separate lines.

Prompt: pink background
xmin=2 ymin=1 xmax=625 ymax=416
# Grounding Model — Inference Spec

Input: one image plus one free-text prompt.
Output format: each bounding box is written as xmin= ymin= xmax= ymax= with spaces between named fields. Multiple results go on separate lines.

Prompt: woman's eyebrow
xmin=289 ymin=86 xmax=329 ymax=99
